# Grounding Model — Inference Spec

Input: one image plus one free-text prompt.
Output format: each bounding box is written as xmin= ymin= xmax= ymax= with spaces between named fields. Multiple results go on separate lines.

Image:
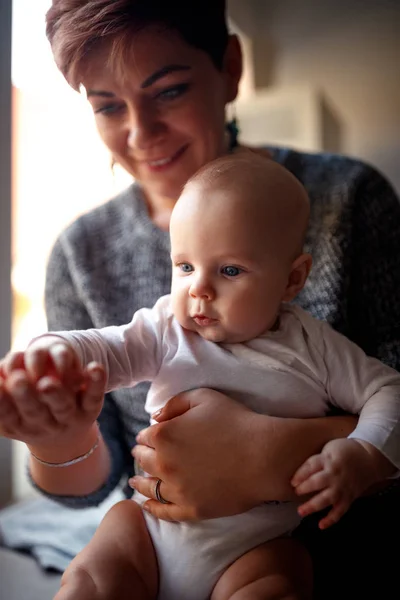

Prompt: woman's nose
xmin=127 ymin=106 xmax=165 ymax=151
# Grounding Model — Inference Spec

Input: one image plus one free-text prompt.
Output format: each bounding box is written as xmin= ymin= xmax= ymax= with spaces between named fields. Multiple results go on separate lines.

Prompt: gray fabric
xmin=1 ymin=146 xmax=400 ymax=575
xmin=0 ymin=490 xmax=124 ymax=571
xmin=0 ymin=547 xmax=61 ymax=600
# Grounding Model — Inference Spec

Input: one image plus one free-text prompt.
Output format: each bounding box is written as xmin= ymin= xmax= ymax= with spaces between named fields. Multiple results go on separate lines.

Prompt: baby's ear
xmin=282 ymin=253 xmax=312 ymax=302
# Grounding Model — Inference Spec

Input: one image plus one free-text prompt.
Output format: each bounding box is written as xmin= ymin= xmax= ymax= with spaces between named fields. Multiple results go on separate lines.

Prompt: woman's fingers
xmin=0 ymin=381 xmax=21 ymax=436
xmin=142 ymin=499 xmax=195 ymax=522
xmin=4 ymin=370 xmax=53 ymax=426
xmin=129 ymin=475 xmax=197 ymax=522
xmin=151 ymin=392 xmax=192 ymax=423
xmin=129 ymin=476 xmax=170 ymax=502
xmin=1 ymin=351 xmax=25 ymax=376
xmin=131 ymin=444 xmax=158 ymax=475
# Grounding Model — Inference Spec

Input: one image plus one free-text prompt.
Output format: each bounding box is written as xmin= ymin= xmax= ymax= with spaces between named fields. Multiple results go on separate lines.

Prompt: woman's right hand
xmin=0 ymin=339 xmax=105 ymax=455
xmin=132 ymin=388 xmax=357 ymax=522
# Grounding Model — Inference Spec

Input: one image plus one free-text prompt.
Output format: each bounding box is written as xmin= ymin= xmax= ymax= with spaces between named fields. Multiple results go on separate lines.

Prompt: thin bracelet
xmin=30 ymin=426 xmax=101 ymax=468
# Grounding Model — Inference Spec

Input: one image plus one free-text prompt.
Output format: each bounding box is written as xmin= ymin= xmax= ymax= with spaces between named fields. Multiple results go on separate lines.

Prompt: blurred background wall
xmin=229 ymin=0 xmax=400 ymax=192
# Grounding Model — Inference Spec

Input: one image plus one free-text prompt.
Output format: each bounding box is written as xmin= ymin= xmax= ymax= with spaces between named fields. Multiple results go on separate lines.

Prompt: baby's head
xmin=170 ymin=152 xmax=312 ymax=343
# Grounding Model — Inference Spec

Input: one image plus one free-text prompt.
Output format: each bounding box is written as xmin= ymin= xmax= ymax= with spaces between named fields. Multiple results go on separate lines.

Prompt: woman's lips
xmin=145 ymin=144 xmax=188 ymax=172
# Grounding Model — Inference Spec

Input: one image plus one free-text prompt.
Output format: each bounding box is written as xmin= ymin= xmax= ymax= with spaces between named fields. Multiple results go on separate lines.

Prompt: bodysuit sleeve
xmin=42 ymin=298 xmax=168 ymax=391
xmin=319 ymin=320 xmax=400 ymax=469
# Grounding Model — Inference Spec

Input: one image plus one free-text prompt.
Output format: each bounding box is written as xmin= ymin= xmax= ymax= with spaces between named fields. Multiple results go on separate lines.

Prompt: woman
xmin=1 ymin=1 xmax=400 ymax=598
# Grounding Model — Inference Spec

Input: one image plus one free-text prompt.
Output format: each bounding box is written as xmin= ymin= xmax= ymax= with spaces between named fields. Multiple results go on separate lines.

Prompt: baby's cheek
xmin=171 ymin=293 xmax=187 ymax=324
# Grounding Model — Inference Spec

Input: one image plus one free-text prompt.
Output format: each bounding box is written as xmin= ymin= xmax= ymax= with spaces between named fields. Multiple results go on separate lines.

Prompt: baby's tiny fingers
xmin=81 ymin=364 xmax=106 ymax=415
xmin=294 ymin=469 xmax=330 ymax=496
xmin=24 ymin=348 xmax=51 ymax=381
xmin=298 ymin=488 xmax=334 ymax=518
xmin=291 ymin=454 xmax=324 ymax=487
xmin=36 ymin=377 xmax=76 ymax=424
xmin=49 ymin=343 xmax=77 ymax=377
xmin=319 ymin=501 xmax=349 ymax=530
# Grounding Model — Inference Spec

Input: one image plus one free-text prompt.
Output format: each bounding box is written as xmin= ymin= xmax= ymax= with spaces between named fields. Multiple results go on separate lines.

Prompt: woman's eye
xmin=179 ymin=263 xmax=193 ymax=273
xmin=94 ymin=104 xmax=124 ymax=116
xmin=157 ymin=83 xmax=190 ymax=102
xmin=221 ymin=266 xmax=242 ymax=277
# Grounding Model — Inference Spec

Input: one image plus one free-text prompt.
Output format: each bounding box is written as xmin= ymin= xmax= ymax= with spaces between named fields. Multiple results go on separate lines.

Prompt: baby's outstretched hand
xmin=1 ymin=336 xmax=82 ymax=388
xmin=0 ymin=337 xmax=105 ymax=449
xmin=291 ymin=438 xmax=394 ymax=530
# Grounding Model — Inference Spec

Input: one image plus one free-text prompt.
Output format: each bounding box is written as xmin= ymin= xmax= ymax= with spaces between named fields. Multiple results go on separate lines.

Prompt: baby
xmin=3 ymin=154 xmax=400 ymax=600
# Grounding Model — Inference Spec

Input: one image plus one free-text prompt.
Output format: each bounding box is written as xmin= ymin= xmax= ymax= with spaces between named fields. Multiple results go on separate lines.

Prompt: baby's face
xmin=170 ymin=184 xmax=297 ymax=344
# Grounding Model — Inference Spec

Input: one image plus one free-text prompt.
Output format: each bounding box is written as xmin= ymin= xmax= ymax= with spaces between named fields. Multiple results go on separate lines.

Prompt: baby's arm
xmin=36 ymin=303 xmax=166 ymax=392
xmin=291 ymin=319 xmax=400 ymax=529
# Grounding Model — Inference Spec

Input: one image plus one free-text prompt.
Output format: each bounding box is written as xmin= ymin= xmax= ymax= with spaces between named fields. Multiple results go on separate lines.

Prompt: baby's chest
xmin=149 ymin=345 xmax=331 ymax=418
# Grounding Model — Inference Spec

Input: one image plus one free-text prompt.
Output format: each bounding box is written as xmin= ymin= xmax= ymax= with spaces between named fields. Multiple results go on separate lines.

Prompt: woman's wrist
xmin=28 ymin=424 xmax=112 ymax=496
xmin=252 ymin=414 xmax=358 ymax=503
xmin=27 ymin=421 xmax=100 ymax=464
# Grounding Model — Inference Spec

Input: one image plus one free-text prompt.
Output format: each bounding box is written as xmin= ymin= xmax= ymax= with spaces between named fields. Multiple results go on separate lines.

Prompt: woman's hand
xmin=131 ymin=388 xmax=268 ymax=521
xmin=131 ymin=389 xmax=357 ymax=522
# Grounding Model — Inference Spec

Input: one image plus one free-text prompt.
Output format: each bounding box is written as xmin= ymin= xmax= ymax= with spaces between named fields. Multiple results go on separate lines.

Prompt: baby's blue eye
xmin=221 ymin=266 xmax=241 ymax=277
xmin=179 ymin=263 xmax=193 ymax=273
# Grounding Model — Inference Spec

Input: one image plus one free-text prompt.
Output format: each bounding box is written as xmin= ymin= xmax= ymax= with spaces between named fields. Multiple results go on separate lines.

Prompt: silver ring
xmin=155 ymin=478 xmax=169 ymax=504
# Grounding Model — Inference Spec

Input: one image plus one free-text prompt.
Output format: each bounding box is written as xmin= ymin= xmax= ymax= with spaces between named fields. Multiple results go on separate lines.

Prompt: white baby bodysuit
xmin=52 ymin=295 xmax=400 ymax=600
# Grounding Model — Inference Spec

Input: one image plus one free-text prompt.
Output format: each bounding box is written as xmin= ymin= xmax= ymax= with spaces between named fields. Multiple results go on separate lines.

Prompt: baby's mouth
xmin=192 ymin=315 xmax=218 ymax=327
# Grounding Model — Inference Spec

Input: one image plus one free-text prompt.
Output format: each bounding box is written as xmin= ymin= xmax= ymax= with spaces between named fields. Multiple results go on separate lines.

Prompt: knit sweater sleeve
xmin=347 ymin=165 xmax=400 ymax=370
xmin=27 ymin=236 xmax=127 ymax=508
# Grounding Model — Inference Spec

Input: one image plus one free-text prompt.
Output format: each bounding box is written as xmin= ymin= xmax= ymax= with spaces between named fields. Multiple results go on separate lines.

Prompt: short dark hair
xmin=46 ymin=0 xmax=229 ymax=90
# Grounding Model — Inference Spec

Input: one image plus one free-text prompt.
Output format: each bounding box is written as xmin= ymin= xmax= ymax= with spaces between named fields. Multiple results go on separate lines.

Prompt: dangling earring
xmin=225 ymin=103 xmax=240 ymax=151
xmin=110 ymin=156 xmax=116 ymax=175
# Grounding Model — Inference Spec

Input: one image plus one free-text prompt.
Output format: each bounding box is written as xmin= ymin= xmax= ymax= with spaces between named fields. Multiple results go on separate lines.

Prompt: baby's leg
xmin=54 ymin=500 xmax=158 ymax=600
xmin=211 ymin=538 xmax=312 ymax=600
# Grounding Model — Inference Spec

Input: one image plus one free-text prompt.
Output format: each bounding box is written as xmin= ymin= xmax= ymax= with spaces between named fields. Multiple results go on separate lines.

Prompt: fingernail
xmin=151 ymin=408 xmax=162 ymax=420
xmin=90 ymin=369 xmax=102 ymax=382
xmin=41 ymin=384 xmax=57 ymax=394
xmin=128 ymin=477 xmax=137 ymax=489
xmin=136 ymin=432 xmax=143 ymax=443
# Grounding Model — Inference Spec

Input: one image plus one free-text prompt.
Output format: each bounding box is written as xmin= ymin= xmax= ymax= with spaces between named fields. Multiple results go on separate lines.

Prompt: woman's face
xmin=82 ymin=26 xmax=242 ymax=203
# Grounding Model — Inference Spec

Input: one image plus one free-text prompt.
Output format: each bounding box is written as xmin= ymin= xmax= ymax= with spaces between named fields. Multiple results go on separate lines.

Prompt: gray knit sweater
xmin=43 ymin=146 xmax=400 ymax=507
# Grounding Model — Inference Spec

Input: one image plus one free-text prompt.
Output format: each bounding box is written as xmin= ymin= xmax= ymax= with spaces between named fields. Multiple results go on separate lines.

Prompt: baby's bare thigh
xmin=56 ymin=499 xmax=158 ymax=600
xmin=211 ymin=538 xmax=312 ymax=600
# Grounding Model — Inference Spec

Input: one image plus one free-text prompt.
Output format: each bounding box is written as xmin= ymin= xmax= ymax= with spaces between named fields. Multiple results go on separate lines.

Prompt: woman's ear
xmin=282 ymin=253 xmax=313 ymax=302
xmin=223 ymin=34 xmax=243 ymax=103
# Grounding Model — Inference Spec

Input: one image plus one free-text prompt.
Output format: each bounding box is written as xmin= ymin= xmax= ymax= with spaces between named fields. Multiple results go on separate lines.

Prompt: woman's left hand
xmin=130 ymin=388 xmax=267 ymax=521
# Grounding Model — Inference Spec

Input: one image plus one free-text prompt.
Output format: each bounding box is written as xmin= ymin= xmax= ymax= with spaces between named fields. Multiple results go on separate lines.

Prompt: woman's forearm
xmin=28 ymin=424 xmax=112 ymax=496
xmin=254 ymin=414 xmax=357 ymax=502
